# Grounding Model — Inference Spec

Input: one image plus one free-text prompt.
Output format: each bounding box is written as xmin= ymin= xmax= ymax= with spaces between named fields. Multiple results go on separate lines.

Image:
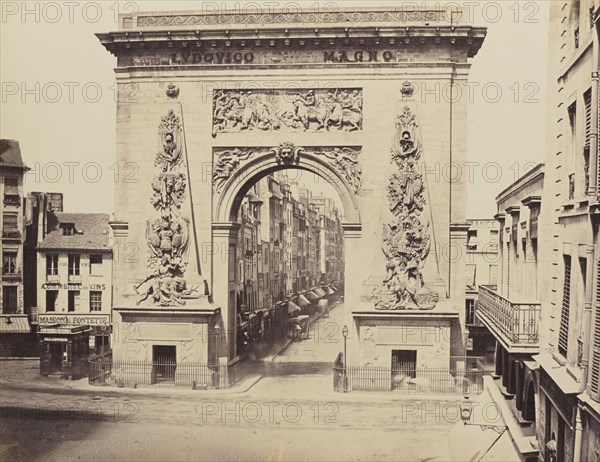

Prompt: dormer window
xmin=61 ymin=224 xmax=75 ymax=236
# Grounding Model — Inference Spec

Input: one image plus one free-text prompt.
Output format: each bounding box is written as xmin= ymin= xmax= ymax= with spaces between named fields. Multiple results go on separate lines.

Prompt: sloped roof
xmin=0 ymin=139 xmax=28 ymax=169
xmin=38 ymin=213 xmax=111 ymax=251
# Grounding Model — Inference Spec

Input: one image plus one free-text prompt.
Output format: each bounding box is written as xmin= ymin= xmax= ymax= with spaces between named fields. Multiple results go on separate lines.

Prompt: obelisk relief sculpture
xmin=373 ymin=88 xmax=439 ymax=310
xmin=135 ymin=109 xmax=200 ymax=306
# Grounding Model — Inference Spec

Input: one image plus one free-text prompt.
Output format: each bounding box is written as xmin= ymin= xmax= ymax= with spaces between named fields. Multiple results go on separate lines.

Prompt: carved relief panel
xmin=212 ymin=88 xmax=363 ymax=136
xmin=212 ymin=143 xmax=362 ymax=196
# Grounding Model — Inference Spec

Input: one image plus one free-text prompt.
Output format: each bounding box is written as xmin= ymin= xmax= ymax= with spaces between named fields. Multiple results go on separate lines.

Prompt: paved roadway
xmin=0 ymin=304 xmax=520 ymax=461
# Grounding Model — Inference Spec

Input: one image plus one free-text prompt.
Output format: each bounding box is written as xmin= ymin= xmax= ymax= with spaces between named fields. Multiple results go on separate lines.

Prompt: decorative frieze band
xmin=212 ymin=88 xmax=362 ymax=136
xmin=137 ymin=10 xmax=449 ymax=28
xmin=213 ymin=144 xmax=362 ymax=194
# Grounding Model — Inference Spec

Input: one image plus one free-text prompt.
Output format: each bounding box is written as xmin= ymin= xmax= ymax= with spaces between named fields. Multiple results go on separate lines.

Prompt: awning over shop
xmin=287 ymin=315 xmax=309 ymax=323
xmin=315 ymin=288 xmax=326 ymax=297
xmin=0 ymin=315 xmax=31 ymax=334
xmin=326 ymin=287 xmax=335 ymax=295
xmin=288 ymin=301 xmax=301 ymax=315
xmin=298 ymin=295 xmax=310 ymax=306
xmin=330 ymin=285 xmax=338 ymax=292
xmin=308 ymin=291 xmax=319 ymax=301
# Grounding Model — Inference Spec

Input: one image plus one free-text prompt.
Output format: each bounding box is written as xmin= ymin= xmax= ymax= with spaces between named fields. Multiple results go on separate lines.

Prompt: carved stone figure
xmin=213 ymin=148 xmax=256 ymax=193
xmin=166 ymin=82 xmax=179 ymax=98
xmin=155 ymin=110 xmax=184 ymax=171
xmin=271 ymin=142 xmax=304 ymax=165
xmin=212 ymin=145 xmax=362 ymax=196
xmin=374 ymin=104 xmax=439 ymax=310
xmin=212 ymin=88 xmax=363 ymax=135
xmin=313 ymin=147 xmax=362 ymax=194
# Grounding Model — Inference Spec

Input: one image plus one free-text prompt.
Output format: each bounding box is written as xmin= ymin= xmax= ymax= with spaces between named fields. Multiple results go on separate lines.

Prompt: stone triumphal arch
xmin=98 ymin=6 xmax=486 ymax=384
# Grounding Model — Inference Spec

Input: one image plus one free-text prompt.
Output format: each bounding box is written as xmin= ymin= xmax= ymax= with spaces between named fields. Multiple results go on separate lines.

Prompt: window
xmin=558 ymin=256 xmax=572 ymax=357
xmin=465 ymin=299 xmax=476 ymax=325
xmin=489 ymin=265 xmax=499 ymax=286
xmin=4 ymin=177 xmax=18 ymax=188
xmin=89 ymin=254 xmax=103 ymax=275
xmin=46 ymin=254 xmax=59 ymax=276
xmin=3 ymin=195 xmax=19 ymax=206
xmin=68 ymin=254 xmax=80 ymax=276
xmin=466 ymin=264 xmax=476 ymax=289
xmin=46 ymin=290 xmax=58 ymax=312
xmin=2 ymin=212 xmax=18 ymax=232
xmin=467 ymin=230 xmax=478 ymax=251
xmin=89 ymin=291 xmax=102 ymax=312
xmin=489 ymin=230 xmax=499 ymax=252
xmin=68 ymin=290 xmax=80 ymax=312
xmin=568 ymin=101 xmax=577 ymax=199
xmin=583 ymin=88 xmax=592 ymax=194
xmin=589 ymin=258 xmax=600 ymax=396
xmin=2 ymin=286 xmax=18 ymax=314
xmin=2 ymin=252 xmax=17 ymax=274
xmin=61 ymin=224 xmax=75 ymax=236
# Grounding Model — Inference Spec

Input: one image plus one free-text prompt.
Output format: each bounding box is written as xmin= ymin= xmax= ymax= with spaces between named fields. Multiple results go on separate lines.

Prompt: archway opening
xmin=221 ymin=165 xmax=354 ymax=365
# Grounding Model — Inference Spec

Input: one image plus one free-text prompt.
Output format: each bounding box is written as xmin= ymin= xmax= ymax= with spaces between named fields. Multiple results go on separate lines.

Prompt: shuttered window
xmin=558 ymin=256 xmax=571 ymax=357
xmin=590 ymin=258 xmax=600 ymax=395
xmin=584 ymin=88 xmax=592 ymax=148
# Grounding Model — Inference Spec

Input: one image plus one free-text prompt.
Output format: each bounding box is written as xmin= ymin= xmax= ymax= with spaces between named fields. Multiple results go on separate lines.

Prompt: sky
xmin=0 ymin=1 xmax=549 ymax=217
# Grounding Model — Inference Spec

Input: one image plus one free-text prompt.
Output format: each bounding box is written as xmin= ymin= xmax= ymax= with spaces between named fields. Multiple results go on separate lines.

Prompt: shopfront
xmin=38 ymin=324 xmax=91 ymax=379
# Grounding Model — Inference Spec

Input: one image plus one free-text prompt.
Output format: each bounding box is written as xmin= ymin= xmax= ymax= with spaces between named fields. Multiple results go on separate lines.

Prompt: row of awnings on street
xmin=288 ymin=285 xmax=338 ymax=315
xmin=238 ymin=284 xmax=340 ymax=321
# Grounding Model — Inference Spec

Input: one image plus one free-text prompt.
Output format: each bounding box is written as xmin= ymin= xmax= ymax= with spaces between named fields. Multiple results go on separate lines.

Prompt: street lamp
xmin=460 ymin=396 xmax=506 ymax=434
xmin=212 ymin=322 xmax=221 ymax=388
xmin=342 ymin=325 xmax=349 ymax=393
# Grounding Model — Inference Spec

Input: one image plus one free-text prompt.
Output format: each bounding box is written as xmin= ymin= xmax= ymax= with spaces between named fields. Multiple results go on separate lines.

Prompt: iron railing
xmin=89 ymin=357 xmax=237 ymax=389
xmin=333 ymin=356 xmax=484 ymax=395
xmin=477 ymin=285 xmax=540 ymax=345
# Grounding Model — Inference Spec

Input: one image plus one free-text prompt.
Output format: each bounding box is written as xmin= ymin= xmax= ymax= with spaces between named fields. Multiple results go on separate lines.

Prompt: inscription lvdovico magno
xmin=129 ymin=50 xmax=401 ymax=66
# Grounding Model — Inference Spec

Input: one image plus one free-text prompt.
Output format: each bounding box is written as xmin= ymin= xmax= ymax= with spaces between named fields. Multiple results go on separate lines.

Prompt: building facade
xmin=537 ymin=2 xmax=600 ymax=461
xmin=0 ymin=140 xmax=29 ymax=315
xmin=0 ymin=139 xmax=32 ymax=355
xmin=477 ymin=164 xmax=545 ymax=460
xmin=36 ymin=213 xmax=113 ymax=356
xmin=479 ymin=3 xmax=600 ymax=460
xmin=23 ymin=192 xmax=64 ymax=317
xmin=465 ymin=218 xmax=499 ymax=365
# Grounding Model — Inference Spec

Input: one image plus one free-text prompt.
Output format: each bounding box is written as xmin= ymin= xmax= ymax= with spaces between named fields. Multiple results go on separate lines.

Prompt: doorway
xmin=48 ymin=343 xmax=65 ymax=373
xmin=152 ymin=345 xmax=176 ymax=383
xmin=392 ymin=350 xmax=417 ymax=376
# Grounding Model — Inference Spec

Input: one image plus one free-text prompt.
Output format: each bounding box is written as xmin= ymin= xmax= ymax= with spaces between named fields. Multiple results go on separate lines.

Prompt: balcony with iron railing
xmin=477 ymin=285 xmax=541 ymax=353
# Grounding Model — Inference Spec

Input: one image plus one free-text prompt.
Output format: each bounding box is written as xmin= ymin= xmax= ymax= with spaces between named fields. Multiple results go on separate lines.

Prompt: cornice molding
xmin=96 ymin=25 xmax=486 ymax=58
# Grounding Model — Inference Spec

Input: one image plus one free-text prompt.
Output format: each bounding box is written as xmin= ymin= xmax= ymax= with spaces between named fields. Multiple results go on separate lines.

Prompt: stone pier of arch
xmin=98 ymin=7 xmax=487 ymax=381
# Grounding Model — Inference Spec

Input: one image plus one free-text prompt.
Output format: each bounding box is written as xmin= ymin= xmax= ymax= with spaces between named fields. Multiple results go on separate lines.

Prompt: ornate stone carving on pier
xmin=213 ymin=145 xmax=362 ymax=195
xmin=136 ymin=109 xmax=200 ymax=307
xmin=212 ymin=88 xmax=363 ymax=136
xmin=374 ymin=104 xmax=439 ymax=310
